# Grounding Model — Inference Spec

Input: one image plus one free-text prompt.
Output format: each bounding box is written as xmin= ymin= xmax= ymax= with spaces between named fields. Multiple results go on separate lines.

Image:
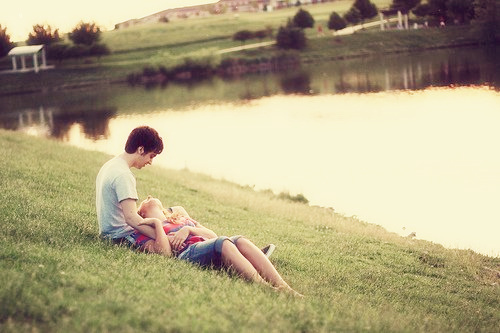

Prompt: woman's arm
xmin=139 ymin=219 xmax=172 ymax=257
xmin=168 ymin=206 xmax=216 ymax=239
xmin=184 ymin=225 xmax=217 ymax=239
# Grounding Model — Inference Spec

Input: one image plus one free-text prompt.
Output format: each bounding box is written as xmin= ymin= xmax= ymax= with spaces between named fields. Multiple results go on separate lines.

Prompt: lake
xmin=1 ymin=46 xmax=499 ymax=257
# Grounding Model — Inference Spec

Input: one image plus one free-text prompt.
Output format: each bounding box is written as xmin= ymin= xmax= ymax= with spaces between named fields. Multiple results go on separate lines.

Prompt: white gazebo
xmin=7 ymin=45 xmax=51 ymax=73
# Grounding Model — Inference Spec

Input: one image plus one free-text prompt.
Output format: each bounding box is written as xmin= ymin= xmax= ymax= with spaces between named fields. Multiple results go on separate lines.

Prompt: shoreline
xmin=0 ymin=41 xmax=489 ymax=98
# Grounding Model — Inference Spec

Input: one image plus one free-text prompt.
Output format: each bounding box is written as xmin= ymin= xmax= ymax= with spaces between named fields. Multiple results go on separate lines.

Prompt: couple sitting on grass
xmin=96 ymin=126 xmax=302 ymax=296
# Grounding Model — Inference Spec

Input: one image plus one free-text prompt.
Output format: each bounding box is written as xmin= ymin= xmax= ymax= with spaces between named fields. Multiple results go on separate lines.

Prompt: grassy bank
xmin=0 ymin=0 xmax=493 ymax=96
xmin=0 ymin=129 xmax=499 ymax=332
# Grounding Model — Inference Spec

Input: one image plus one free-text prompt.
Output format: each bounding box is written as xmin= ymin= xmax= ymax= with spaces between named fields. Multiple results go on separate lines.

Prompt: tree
xmin=69 ymin=21 xmax=101 ymax=46
xmin=328 ymin=12 xmax=347 ymax=31
xmin=27 ymin=24 xmax=61 ymax=45
xmin=447 ymin=0 xmax=475 ymax=24
xmin=474 ymin=0 xmax=499 ymax=42
xmin=353 ymin=0 xmax=379 ymax=22
xmin=426 ymin=0 xmax=448 ymax=22
xmin=233 ymin=30 xmax=254 ymax=44
xmin=276 ymin=23 xmax=306 ymax=50
xmin=412 ymin=3 xmax=431 ymax=17
xmin=391 ymin=0 xmax=422 ymax=13
xmin=0 ymin=24 xmax=14 ymax=57
xmin=293 ymin=8 xmax=315 ymax=28
xmin=344 ymin=7 xmax=362 ymax=25
xmin=413 ymin=0 xmax=476 ymax=24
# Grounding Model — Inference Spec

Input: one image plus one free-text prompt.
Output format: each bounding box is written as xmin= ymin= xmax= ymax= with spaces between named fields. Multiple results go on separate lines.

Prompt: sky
xmin=1 ymin=0 xmax=217 ymax=42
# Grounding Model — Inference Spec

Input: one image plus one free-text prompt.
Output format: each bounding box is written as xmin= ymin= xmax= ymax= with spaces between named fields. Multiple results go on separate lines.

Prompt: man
xmin=96 ymin=126 xmax=164 ymax=246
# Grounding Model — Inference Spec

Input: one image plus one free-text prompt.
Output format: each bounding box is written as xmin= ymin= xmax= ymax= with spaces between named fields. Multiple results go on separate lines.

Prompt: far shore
xmin=0 ymin=22 xmax=494 ymax=97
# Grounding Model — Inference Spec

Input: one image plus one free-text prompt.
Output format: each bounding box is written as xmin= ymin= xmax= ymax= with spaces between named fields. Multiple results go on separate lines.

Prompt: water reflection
xmin=1 ymin=47 xmax=496 ymax=142
xmin=0 ymin=106 xmax=116 ymax=141
xmin=310 ymin=47 xmax=496 ymax=94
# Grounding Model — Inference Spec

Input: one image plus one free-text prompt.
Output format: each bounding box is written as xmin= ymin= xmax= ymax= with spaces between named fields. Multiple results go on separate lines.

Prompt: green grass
xmin=1 ymin=129 xmax=499 ymax=332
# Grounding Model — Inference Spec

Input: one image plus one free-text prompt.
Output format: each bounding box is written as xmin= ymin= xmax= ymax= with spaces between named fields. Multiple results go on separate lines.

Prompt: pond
xmin=1 ymin=46 xmax=499 ymax=257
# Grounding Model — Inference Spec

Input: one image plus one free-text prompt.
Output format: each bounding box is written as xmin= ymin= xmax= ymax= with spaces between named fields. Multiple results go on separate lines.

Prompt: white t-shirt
xmin=96 ymin=156 xmax=138 ymax=239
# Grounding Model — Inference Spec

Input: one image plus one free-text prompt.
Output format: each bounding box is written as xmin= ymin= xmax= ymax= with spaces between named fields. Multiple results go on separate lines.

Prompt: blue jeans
xmin=178 ymin=235 xmax=243 ymax=268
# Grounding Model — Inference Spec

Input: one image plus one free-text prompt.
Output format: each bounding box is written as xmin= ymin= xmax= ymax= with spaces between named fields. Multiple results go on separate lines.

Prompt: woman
xmin=134 ymin=196 xmax=302 ymax=296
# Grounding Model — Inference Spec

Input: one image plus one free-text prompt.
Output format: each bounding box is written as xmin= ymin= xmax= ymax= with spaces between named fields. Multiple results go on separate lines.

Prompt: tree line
xmin=232 ymin=0 xmax=497 ymax=50
xmin=1 ymin=0 xmax=497 ymax=59
xmin=0 ymin=22 xmax=109 ymax=60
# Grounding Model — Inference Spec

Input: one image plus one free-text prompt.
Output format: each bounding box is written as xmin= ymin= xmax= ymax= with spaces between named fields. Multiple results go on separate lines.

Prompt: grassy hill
xmin=0 ymin=129 xmax=498 ymax=332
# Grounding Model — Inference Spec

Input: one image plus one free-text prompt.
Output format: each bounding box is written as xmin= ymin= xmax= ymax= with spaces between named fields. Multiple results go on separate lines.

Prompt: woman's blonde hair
xmin=137 ymin=204 xmax=182 ymax=224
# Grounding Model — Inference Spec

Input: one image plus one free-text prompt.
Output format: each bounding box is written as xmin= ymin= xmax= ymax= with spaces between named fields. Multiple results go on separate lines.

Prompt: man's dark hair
xmin=125 ymin=126 xmax=164 ymax=154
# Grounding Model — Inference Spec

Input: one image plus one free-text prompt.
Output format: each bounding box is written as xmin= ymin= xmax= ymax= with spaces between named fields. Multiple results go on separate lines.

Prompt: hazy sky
xmin=1 ymin=0 xmax=217 ymax=42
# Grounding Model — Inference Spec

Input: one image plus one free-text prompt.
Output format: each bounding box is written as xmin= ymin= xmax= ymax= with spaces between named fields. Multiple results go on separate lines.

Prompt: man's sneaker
xmin=261 ymin=244 xmax=276 ymax=258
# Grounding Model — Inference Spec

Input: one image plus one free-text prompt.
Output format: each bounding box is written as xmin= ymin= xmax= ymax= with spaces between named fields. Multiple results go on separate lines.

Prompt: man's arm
xmin=120 ymin=198 xmax=158 ymax=239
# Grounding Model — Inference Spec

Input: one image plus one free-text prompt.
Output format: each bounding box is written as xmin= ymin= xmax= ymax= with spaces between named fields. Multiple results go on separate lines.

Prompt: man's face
xmin=135 ymin=152 xmax=157 ymax=169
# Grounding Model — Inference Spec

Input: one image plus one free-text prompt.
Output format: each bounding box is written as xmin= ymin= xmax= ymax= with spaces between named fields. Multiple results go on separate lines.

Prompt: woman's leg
xmin=234 ymin=237 xmax=303 ymax=296
xmin=220 ymin=239 xmax=268 ymax=285
xmin=232 ymin=238 xmax=286 ymax=286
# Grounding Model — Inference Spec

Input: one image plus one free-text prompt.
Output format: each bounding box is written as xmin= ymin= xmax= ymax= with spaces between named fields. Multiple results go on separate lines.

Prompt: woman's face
xmin=138 ymin=195 xmax=163 ymax=217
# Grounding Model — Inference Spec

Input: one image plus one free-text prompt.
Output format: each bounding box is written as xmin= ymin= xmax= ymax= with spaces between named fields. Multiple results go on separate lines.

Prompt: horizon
xmin=1 ymin=0 xmax=217 ymax=43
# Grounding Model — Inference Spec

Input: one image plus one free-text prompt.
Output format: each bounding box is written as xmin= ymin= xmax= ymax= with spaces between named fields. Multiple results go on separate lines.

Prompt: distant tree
xmin=276 ymin=22 xmax=306 ymax=50
xmin=0 ymin=24 xmax=14 ymax=57
xmin=27 ymin=24 xmax=61 ymax=45
xmin=447 ymin=0 xmax=475 ymax=23
xmin=474 ymin=0 xmax=499 ymax=42
xmin=159 ymin=16 xmax=169 ymax=23
xmin=344 ymin=7 xmax=362 ymax=25
xmin=353 ymin=0 xmax=379 ymax=22
xmin=328 ymin=12 xmax=347 ymax=31
xmin=414 ymin=0 xmax=447 ymax=23
xmin=413 ymin=0 xmax=475 ymax=24
xmin=412 ymin=3 xmax=432 ymax=17
xmin=293 ymin=8 xmax=315 ymax=28
xmin=391 ymin=0 xmax=421 ymax=13
xmin=69 ymin=21 xmax=101 ymax=46
xmin=233 ymin=30 xmax=254 ymax=44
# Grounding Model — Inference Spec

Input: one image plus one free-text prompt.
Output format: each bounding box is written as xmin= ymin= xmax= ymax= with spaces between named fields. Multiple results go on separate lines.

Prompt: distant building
xmin=114 ymin=0 xmax=332 ymax=30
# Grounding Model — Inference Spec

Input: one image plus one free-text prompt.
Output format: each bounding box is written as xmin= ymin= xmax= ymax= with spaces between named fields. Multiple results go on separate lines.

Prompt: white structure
xmin=7 ymin=45 xmax=49 ymax=73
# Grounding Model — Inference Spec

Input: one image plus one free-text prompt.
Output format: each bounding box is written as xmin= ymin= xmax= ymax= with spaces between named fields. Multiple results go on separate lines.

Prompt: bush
xmin=69 ymin=22 xmax=101 ymax=46
xmin=46 ymin=43 xmax=69 ymax=62
xmin=328 ymin=12 xmax=348 ymax=31
xmin=0 ymin=24 xmax=14 ymax=58
xmin=344 ymin=7 xmax=362 ymax=25
xmin=88 ymin=43 xmax=110 ymax=58
xmin=254 ymin=29 xmax=269 ymax=40
xmin=64 ymin=44 xmax=90 ymax=58
xmin=353 ymin=0 xmax=378 ymax=21
xmin=276 ymin=24 xmax=307 ymax=50
xmin=27 ymin=24 xmax=61 ymax=46
xmin=233 ymin=30 xmax=254 ymax=44
xmin=293 ymin=8 xmax=315 ymax=28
